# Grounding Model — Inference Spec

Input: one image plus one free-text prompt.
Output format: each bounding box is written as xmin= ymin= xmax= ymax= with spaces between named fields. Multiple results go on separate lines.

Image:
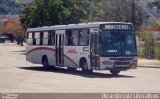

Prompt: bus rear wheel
xmin=110 ymin=70 xmax=120 ymax=75
xmin=81 ymin=60 xmax=93 ymax=73
xmin=42 ymin=57 xmax=50 ymax=70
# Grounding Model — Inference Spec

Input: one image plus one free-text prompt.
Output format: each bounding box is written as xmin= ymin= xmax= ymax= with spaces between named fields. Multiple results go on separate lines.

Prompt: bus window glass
xmin=79 ymin=38 xmax=88 ymax=45
xmin=101 ymin=30 xmax=137 ymax=56
xmin=72 ymin=38 xmax=78 ymax=45
xmin=48 ymin=31 xmax=55 ymax=45
xmin=35 ymin=32 xmax=40 ymax=45
xmin=79 ymin=29 xmax=89 ymax=46
xmin=71 ymin=30 xmax=79 ymax=37
xmin=71 ymin=30 xmax=79 ymax=45
xmin=80 ymin=29 xmax=88 ymax=37
xmin=51 ymin=33 xmax=55 ymax=45
xmin=43 ymin=32 xmax=48 ymax=38
xmin=27 ymin=32 xmax=33 ymax=45
xmin=43 ymin=32 xmax=49 ymax=45
xmin=121 ymin=32 xmax=136 ymax=55
xmin=35 ymin=32 xmax=40 ymax=38
xmin=65 ymin=30 xmax=71 ymax=45
xmin=28 ymin=33 xmax=32 ymax=39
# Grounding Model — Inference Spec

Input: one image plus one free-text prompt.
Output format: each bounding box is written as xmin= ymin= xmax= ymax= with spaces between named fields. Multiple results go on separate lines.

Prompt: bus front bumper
xmin=99 ymin=57 xmax=138 ymax=71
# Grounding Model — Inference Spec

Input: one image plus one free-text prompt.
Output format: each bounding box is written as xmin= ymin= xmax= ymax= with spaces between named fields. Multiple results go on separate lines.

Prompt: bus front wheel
xmin=110 ymin=70 xmax=120 ymax=75
xmin=81 ymin=60 xmax=93 ymax=73
xmin=42 ymin=57 xmax=50 ymax=70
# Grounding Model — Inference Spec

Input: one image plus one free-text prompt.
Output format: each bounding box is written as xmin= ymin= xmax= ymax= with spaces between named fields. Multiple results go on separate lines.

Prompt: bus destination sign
xmin=101 ymin=24 xmax=134 ymax=30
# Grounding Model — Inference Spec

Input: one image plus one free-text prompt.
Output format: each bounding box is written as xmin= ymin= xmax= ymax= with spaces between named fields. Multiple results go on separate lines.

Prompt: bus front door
xmin=91 ymin=33 xmax=100 ymax=70
xmin=56 ymin=34 xmax=64 ymax=66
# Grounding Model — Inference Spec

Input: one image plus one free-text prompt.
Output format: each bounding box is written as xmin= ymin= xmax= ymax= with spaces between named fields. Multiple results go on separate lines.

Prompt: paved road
xmin=0 ymin=43 xmax=160 ymax=93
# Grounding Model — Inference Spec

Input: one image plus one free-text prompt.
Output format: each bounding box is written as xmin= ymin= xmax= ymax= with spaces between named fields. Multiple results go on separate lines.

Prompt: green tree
xmin=21 ymin=0 xmax=89 ymax=28
xmin=21 ymin=0 xmax=146 ymax=29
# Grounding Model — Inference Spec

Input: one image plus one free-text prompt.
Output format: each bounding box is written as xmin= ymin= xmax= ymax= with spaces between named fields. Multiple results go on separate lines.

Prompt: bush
xmin=138 ymin=33 xmax=155 ymax=59
xmin=155 ymin=42 xmax=160 ymax=59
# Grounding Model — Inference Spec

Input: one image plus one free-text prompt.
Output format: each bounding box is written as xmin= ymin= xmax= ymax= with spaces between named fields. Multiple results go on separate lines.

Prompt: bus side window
xmin=27 ymin=32 xmax=33 ymax=45
xmin=71 ymin=30 xmax=79 ymax=46
xmin=35 ymin=32 xmax=40 ymax=45
xmin=48 ymin=31 xmax=55 ymax=45
xmin=28 ymin=32 xmax=32 ymax=39
xmin=79 ymin=29 xmax=89 ymax=46
xmin=43 ymin=32 xmax=49 ymax=45
xmin=65 ymin=30 xmax=72 ymax=45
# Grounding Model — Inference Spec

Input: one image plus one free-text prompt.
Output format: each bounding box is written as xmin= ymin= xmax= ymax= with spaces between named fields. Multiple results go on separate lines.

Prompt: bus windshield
xmin=101 ymin=30 xmax=137 ymax=57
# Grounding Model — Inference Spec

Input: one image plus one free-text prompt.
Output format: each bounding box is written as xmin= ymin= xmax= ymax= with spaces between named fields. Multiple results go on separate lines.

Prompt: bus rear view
xmin=91 ymin=23 xmax=138 ymax=75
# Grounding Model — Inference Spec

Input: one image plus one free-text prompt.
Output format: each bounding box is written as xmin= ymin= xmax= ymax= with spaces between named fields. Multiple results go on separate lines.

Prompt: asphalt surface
xmin=0 ymin=43 xmax=160 ymax=93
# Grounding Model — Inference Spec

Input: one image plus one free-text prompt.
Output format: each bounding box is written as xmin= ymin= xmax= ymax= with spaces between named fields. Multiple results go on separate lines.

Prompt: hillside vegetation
xmin=0 ymin=0 xmax=32 ymax=14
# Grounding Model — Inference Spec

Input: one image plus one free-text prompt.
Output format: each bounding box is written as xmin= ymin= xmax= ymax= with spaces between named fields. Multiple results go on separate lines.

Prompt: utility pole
xmin=130 ymin=0 xmax=135 ymax=28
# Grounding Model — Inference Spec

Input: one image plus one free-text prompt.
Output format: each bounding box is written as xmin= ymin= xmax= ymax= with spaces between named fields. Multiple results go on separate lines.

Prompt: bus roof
xmin=27 ymin=22 xmax=133 ymax=32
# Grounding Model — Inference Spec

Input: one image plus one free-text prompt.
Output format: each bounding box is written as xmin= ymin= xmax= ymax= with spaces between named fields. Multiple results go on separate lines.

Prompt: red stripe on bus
xmin=26 ymin=47 xmax=55 ymax=55
xmin=26 ymin=47 xmax=79 ymax=67
xmin=63 ymin=54 xmax=79 ymax=67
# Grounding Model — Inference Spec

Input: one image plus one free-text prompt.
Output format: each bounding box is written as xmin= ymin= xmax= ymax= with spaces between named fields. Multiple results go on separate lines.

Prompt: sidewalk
xmin=138 ymin=58 xmax=160 ymax=68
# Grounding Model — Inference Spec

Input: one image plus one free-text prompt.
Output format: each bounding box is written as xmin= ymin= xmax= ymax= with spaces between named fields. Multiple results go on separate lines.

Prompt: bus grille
xmin=115 ymin=62 xmax=130 ymax=65
xmin=110 ymin=58 xmax=133 ymax=61
xmin=114 ymin=66 xmax=130 ymax=70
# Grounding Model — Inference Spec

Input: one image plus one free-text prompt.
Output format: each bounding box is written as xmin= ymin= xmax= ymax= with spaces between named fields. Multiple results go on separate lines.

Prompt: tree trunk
xmin=20 ymin=40 xmax=24 ymax=46
xmin=17 ymin=38 xmax=20 ymax=45
xmin=17 ymin=40 xmax=20 ymax=45
xmin=20 ymin=37 xmax=24 ymax=46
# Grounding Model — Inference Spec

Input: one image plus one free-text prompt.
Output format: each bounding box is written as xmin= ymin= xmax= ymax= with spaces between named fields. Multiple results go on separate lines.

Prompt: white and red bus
xmin=26 ymin=22 xmax=138 ymax=75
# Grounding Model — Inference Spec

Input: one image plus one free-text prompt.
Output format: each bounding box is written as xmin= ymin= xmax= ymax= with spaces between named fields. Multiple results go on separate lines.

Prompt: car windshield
xmin=101 ymin=30 xmax=137 ymax=57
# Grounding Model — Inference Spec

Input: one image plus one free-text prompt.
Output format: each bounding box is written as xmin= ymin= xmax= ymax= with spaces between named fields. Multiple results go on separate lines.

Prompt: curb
xmin=138 ymin=66 xmax=160 ymax=69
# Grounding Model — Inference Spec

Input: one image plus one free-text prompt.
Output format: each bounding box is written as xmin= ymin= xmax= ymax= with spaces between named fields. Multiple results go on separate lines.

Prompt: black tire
xmin=81 ymin=60 xmax=93 ymax=73
xmin=110 ymin=70 xmax=120 ymax=75
xmin=42 ymin=57 xmax=50 ymax=70
xmin=67 ymin=67 xmax=77 ymax=71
